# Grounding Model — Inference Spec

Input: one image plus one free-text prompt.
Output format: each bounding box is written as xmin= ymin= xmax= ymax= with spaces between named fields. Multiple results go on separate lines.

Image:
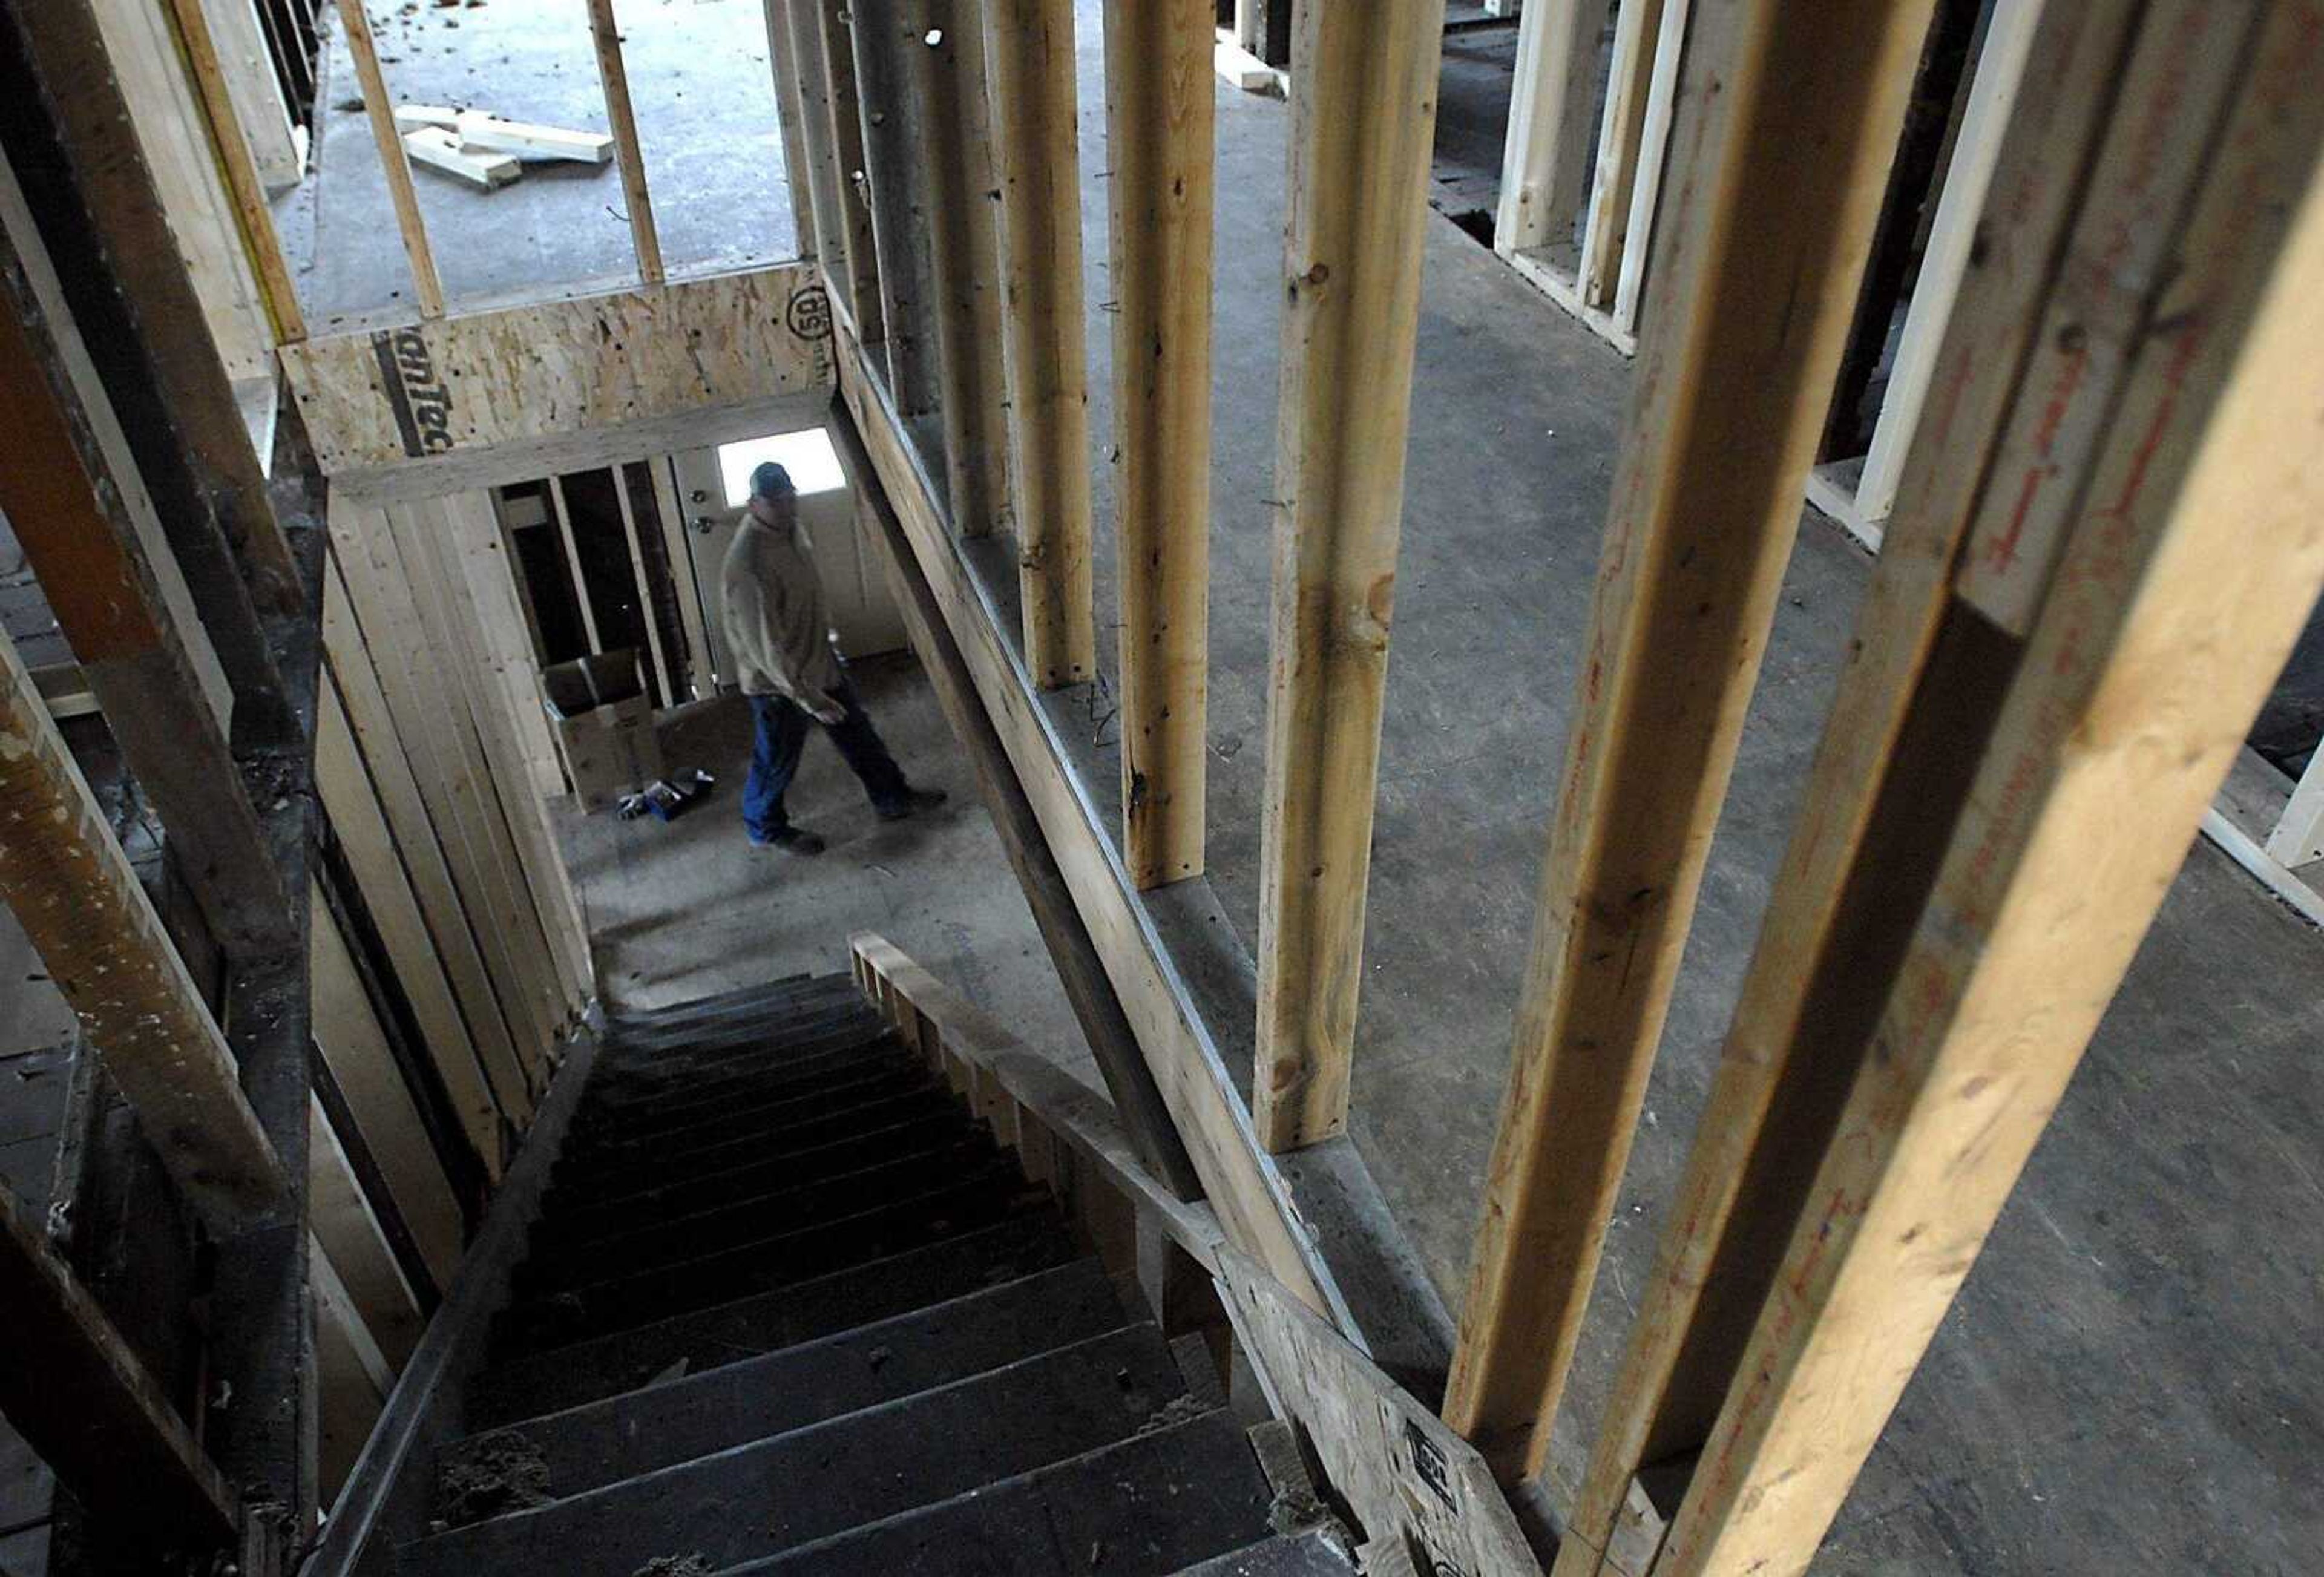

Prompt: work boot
xmin=876 ymin=787 xmax=948 ymax=822
xmin=753 ymin=826 xmax=827 ymax=855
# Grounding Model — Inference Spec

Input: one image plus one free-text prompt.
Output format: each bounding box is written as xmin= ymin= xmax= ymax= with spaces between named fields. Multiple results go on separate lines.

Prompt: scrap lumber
xmin=454 ymin=110 xmax=615 ymax=165
xmin=403 ymin=126 xmax=520 ymax=191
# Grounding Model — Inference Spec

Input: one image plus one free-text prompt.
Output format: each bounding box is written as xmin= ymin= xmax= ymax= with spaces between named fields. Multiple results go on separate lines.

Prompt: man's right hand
xmin=806 ymin=693 xmax=846 ymax=725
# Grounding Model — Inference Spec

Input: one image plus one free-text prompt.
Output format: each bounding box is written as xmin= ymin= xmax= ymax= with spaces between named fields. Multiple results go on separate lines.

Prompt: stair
xmin=399 ymin=972 xmax=1347 ymax=1576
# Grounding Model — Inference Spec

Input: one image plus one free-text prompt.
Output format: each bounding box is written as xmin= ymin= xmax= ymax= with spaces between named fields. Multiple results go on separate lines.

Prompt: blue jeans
xmin=743 ymin=674 xmax=910 ymax=840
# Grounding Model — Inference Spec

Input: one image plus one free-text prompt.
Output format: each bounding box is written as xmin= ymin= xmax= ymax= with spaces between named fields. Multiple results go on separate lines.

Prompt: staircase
xmin=393 ymin=972 xmax=1351 ymax=1576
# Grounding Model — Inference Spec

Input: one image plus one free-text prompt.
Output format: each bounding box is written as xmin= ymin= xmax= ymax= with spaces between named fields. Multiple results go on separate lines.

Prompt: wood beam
xmin=762 ymin=0 xmax=816 ymax=260
xmin=982 ymin=0 xmax=1096 ymax=688
xmin=160 ymin=0 xmax=306 ymax=341
xmin=916 ymin=0 xmax=1014 ymax=540
xmin=1495 ymin=0 xmax=1606 ymax=259
xmin=1441 ymin=0 xmax=1939 ymax=1480
xmin=1652 ymin=18 xmax=2324 ymax=1569
xmin=846 ymin=1 xmax=941 ymax=417
xmin=810 ymin=0 xmax=884 ymax=342
xmin=333 ymin=0 xmax=444 ymax=317
xmin=1252 ymin=0 xmax=1447 ymax=1152
xmin=776 ymin=0 xmax=847 ymax=278
xmin=1103 ymin=0 xmax=1213 ymax=890
xmin=0 ymin=1178 xmax=240 ymax=1553
xmin=586 ymin=0 xmax=664 ymax=287
xmin=0 ymin=0 xmax=306 ymax=672
xmin=0 ymin=157 xmax=300 ymax=962
xmin=1573 ymin=0 xmax=1663 ymax=308
xmin=0 ymin=620 xmax=289 ymax=1230
xmin=1549 ymin=4 xmax=2164 ymax=1568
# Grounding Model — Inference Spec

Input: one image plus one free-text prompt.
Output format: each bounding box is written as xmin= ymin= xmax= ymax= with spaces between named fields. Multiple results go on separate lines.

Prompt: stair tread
xmin=544 ymin=1087 xmax=967 ymax=1210
xmin=589 ymin=1008 xmax=895 ymax=1093
xmin=468 ymin=1210 xmax=1078 ymax=1426
xmin=519 ymin=1135 xmax=1002 ymax=1290
xmin=441 ymin=1257 xmax=1129 ymax=1510
xmin=403 ymin=1323 xmax=1189 ymax=1577
xmin=530 ymin=1108 xmax=977 ymax=1244
xmin=494 ymin=1167 xmax=1040 ymax=1351
xmin=574 ymin=1031 xmax=910 ymax=1129
xmin=557 ymin=1063 xmax=940 ymax=1167
xmin=712 ymin=1410 xmax=1275 ymax=1577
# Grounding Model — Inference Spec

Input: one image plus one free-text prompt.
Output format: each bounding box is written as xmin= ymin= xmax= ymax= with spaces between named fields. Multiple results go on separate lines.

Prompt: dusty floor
xmin=554 ymin=656 xmax=1101 ymax=1095
xmin=280 ymin=0 xmax=797 ymax=329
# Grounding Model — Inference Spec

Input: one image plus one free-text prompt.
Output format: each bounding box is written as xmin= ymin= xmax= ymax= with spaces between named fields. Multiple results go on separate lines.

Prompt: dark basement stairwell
xmin=387 ymin=972 xmax=1352 ymax=1576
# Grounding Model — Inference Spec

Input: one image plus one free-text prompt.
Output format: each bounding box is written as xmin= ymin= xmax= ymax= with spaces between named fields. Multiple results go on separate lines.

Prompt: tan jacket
xmin=721 ymin=497 xmax=844 ymax=706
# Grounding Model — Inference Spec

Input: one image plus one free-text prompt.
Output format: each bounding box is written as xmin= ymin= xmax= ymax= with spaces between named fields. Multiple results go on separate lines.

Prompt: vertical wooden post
xmin=812 ymin=0 xmax=884 ymax=341
xmin=333 ymin=0 xmax=445 ymax=316
xmin=1495 ymin=0 xmax=1606 ymax=260
xmin=1572 ymin=0 xmax=1663 ymax=307
xmin=1656 ymin=22 xmax=2324 ymax=1569
xmin=1103 ymin=0 xmax=1213 ymax=889
xmin=1252 ymin=0 xmax=1447 ymax=1152
xmin=1549 ymin=5 xmax=2162 ymax=1569
xmin=915 ymin=0 xmax=1014 ymax=540
xmin=586 ymin=0 xmax=663 ymax=287
xmin=160 ymin=0 xmax=307 ymax=341
xmin=762 ymin=0 xmax=818 ymax=259
xmin=1440 ymin=0 xmax=1939 ymax=1480
xmin=848 ymin=1 xmax=942 ymax=416
xmin=779 ymin=0 xmax=850 ymax=281
xmin=983 ymin=0 xmax=1096 ymax=689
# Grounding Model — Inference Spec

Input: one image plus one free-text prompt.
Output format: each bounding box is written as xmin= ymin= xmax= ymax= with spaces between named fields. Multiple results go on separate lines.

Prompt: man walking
xmin=723 ymin=461 xmax=944 ymax=854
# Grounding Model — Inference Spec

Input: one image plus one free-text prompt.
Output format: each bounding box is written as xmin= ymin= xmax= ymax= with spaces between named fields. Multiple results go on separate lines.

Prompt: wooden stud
xmin=333 ymin=0 xmax=445 ymax=318
xmin=1252 ymin=0 xmax=1448 ymax=1152
xmin=0 ymin=171 xmax=298 ymax=962
xmin=1573 ymin=0 xmax=1664 ymax=309
xmin=160 ymin=0 xmax=307 ymax=341
xmin=846 ymin=1 xmax=942 ymax=416
xmin=547 ymin=476 xmax=606 ymax=654
xmin=200 ymin=0 xmax=304 ymax=190
xmin=0 ymin=1179 xmax=240 ymax=1548
xmin=310 ymin=1229 xmax=393 ymax=1504
xmin=915 ymin=0 xmax=1015 ymax=539
xmin=1846 ymin=0 xmax=2043 ymax=531
xmin=780 ymin=0 xmax=850 ymax=283
xmin=611 ymin=467 xmax=677 ymax=706
xmin=1608 ymin=0 xmax=1687 ymax=334
xmin=1655 ymin=21 xmax=2324 ymax=1568
xmin=306 ymin=1100 xmax=427 ymax=1368
xmin=648 ymin=457 xmax=717 ymax=697
xmin=0 ymin=621 xmax=289 ymax=1230
xmin=586 ymin=0 xmax=665 ymax=286
xmin=321 ymin=578 xmax=539 ymax=1127
xmin=1549 ymin=5 xmax=2162 ymax=1567
xmin=762 ymin=0 xmax=818 ymax=257
xmin=1495 ymin=0 xmax=1607 ymax=261
xmin=310 ymin=883 xmax=466 ymax=1291
xmin=812 ymin=0 xmax=885 ymax=342
xmin=316 ymin=680 xmax=510 ymax=1170
xmin=1103 ymin=0 xmax=1213 ymax=890
xmin=983 ymin=0 xmax=1097 ymax=688
xmin=1441 ymin=0 xmax=1940 ymax=1480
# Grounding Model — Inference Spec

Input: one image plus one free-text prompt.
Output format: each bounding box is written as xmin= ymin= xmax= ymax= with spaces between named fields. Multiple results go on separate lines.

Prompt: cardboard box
xmin=541 ymin=649 xmax=663 ymax=811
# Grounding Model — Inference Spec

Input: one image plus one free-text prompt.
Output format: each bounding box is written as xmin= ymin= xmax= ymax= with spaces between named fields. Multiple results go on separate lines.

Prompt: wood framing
xmin=1103 ymin=0 xmax=1213 ymax=890
xmin=193 ymin=0 xmax=303 ymax=192
xmin=160 ymin=0 xmax=306 ymax=341
xmin=308 ymin=1100 xmax=428 ymax=1368
xmin=810 ymin=0 xmax=884 ymax=343
xmin=0 ymin=166 xmax=297 ymax=960
xmin=1442 ymin=0 xmax=1940 ymax=1481
xmin=1496 ymin=0 xmax=1606 ymax=261
xmin=0 ymin=1179 xmax=240 ymax=1549
xmin=1572 ymin=0 xmax=1663 ymax=308
xmin=916 ymin=0 xmax=1014 ymax=540
xmin=0 ymin=622 xmax=289 ymax=1229
xmin=847 ymin=0 xmax=940 ymax=415
xmin=1653 ymin=21 xmax=2324 ymax=1568
xmin=547 ymin=476 xmax=607 ymax=654
xmin=762 ymin=0 xmax=816 ymax=260
xmin=278 ymin=264 xmax=835 ymax=473
xmin=1253 ymin=0 xmax=1447 ymax=1153
xmin=778 ymin=0 xmax=849 ymax=281
xmin=586 ymin=0 xmax=665 ymax=286
xmin=982 ymin=0 xmax=1097 ymax=688
xmin=333 ymin=0 xmax=445 ymax=318
xmin=1549 ymin=5 xmax=2162 ymax=1567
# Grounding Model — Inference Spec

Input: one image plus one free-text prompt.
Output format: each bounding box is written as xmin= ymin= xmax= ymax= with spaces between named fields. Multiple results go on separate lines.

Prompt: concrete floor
xmin=554 ymin=657 xmax=1101 ymax=1095
xmin=283 ymin=0 xmax=798 ymax=330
